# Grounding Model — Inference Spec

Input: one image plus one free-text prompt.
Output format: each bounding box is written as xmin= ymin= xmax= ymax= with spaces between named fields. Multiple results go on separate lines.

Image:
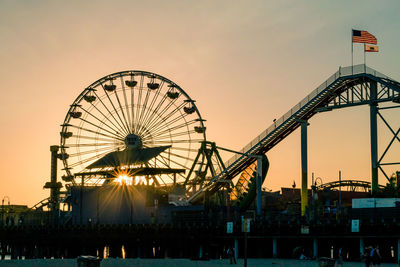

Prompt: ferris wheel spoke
xmin=68 ymin=124 xmax=125 ymax=141
xmin=69 ymin=134 xmax=116 ymax=143
xmin=152 ymin=154 xmax=174 ymax=171
xmin=134 ymin=75 xmax=145 ymax=133
xmin=138 ymin=81 xmax=164 ymax=132
xmin=150 ymin=111 xmax=189 ymax=133
xmin=137 ymin=92 xmax=172 ymax=136
xmin=65 ymin=142 xmax=116 ymax=148
xmin=153 ymin=175 xmax=166 ymax=187
xmin=151 ymin=155 xmax=168 ymax=168
xmin=80 ymin=106 xmax=125 ymax=139
xmin=144 ymin=107 xmax=189 ymax=137
xmin=166 ymin=151 xmax=194 ymax=162
xmin=120 ymin=76 xmax=132 ymax=132
xmin=93 ymin=90 xmax=130 ymax=136
xmin=92 ymin=178 xmax=104 ymax=186
xmin=158 ymin=175 xmax=173 ymax=187
xmin=141 ymin=98 xmax=180 ymax=135
xmin=152 ymin=130 xmax=195 ymax=141
xmin=144 ymin=162 xmax=166 ymax=186
xmin=158 ymin=153 xmax=189 ymax=170
xmin=147 ymin=160 xmax=172 ymax=185
xmin=157 ymin=120 xmax=196 ymax=137
xmin=143 ymin=101 xmax=186 ymax=136
xmin=137 ymin=80 xmax=165 ymax=132
xmin=130 ymin=82 xmax=136 ymax=133
xmin=177 ymin=172 xmax=186 ymax=181
xmin=169 ymin=146 xmax=198 ymax=153
xmin=157 ymin=176 xmax=167 ymax=186
xmin=137 ymin=88 xmax=152 ymax=133
xmin=100 ymin=83 xmax=131 ymax=134
xmin=83 ymin=103 xmax=127 ymax=139
xmin=69 ymin=146 xmax=116 ymax=157
xmin=77 ymin=117 xmax=125 ymax=140
xmin=137 ymin=80 xmax=160 ymax=130
xmin=147 ymin=116 xmax=195 ymax=139
xmin=68 ymin=149 xmax=114 ymax=168
xmin=113 ymin=88 xmax=131 ymax=134
xmin=153 ymin=139 xmax=202 ymax=144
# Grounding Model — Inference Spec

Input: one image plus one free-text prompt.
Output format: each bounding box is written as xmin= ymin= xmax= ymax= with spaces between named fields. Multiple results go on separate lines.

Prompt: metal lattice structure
xmin=189 ymin=64 xmax=400 ymax=203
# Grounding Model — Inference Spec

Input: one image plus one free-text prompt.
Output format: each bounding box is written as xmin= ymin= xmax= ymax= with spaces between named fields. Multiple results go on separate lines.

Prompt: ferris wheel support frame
xmin=186 ymin=142 xmax=269 ymax=217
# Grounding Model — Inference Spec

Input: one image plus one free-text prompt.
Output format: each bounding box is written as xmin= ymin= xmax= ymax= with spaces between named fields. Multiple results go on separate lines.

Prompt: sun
xmin=115 ymin=174 xmax=133 ymax=185
xmin=112 ymin=169 xmax=151 ymax=186
xmin=113 ymin=169 xmax=134 ymax=186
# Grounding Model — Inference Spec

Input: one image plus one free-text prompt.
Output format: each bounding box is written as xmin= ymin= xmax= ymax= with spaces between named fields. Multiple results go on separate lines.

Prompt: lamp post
xmin=339 ymin=171 xmax=342 ymax=207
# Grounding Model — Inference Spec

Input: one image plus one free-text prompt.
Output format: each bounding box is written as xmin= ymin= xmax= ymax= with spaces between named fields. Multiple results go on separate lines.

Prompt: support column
xmin=301 ymin=121 xmax=309 ymax=216
xmin=43 ymin=146 xmax=62 ymax=225
xmin=136 ymin=240 xmax=141 ymax=259
xmin=256 ymin=156 xmax=263 ymax=217
xmin=370 ymin=81 xmax=378 ymax=195
xmin=397 ymin=239 xmax=400 ymax=265
xmin=360 ymin=238 xmax=365 ymax=260
xmin=313 ymin=238 xmax=318 ymax=259
xmin=199 ymin=244 xmax=203 ymax=259
xmin=234 ymin=238 xmax=238 ymax=261
xmin=272 ymin=238 xmax=278 ymax=258
xmin=50 ymin=146 xmax=58 ymax=209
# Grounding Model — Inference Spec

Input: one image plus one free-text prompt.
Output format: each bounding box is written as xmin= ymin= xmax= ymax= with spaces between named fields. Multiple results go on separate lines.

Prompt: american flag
xmin=352 ymin=30 xmax=377 ymax=44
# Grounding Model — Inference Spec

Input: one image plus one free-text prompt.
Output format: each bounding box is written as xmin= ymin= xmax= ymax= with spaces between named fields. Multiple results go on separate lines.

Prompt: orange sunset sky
xmin=0 ymin=1 xmax=399 ymax=206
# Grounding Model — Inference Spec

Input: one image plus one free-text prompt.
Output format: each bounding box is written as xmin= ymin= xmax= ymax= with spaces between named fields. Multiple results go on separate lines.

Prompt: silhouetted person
xmin=364 ymin=246 xmax=372 ymax=267
xmin=371 ymin=245 xmax=381 ymax=266
xmin=227 ymin=246 xmax=236 ymax=264
xmin=335 ymin=247 xmax=344 ymax=267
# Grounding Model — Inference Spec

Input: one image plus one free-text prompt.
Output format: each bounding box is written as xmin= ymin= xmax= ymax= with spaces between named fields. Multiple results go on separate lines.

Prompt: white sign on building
xmin=351 ymin=219 xmax=359 ymax=233
xmin=227 ymin=222 xmax=233 ymax=234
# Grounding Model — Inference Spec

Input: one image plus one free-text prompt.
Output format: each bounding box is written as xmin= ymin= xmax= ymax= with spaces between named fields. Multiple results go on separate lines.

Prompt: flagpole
xmin=351 ymin=29 xmax=354 ymax=75
xmin=364 ymin=44 xmax=366 ymax=72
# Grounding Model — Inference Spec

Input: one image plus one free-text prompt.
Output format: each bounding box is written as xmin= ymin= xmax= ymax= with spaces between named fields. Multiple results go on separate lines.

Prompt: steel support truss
xmin=376 ymin=106 xmax=400 ymax=186
xmin=184 ymin=141 xmax=227 ymax=192
xmin=317 ymin=77 xmax=400 ymax=194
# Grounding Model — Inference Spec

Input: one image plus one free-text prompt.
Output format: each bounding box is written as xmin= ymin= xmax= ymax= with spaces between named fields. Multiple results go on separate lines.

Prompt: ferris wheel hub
xmin=124 ymin=134 xmax=143 ymax=149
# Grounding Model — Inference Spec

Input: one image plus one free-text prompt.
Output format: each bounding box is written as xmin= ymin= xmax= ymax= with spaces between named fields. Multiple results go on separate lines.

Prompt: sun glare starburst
xmin=115 ymin=174 xmax=133 ymax=185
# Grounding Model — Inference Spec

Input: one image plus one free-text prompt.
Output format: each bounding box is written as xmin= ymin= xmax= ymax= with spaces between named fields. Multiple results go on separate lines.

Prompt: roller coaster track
xmin=189 ymin=64 xmax=400 ymax=203
xmin=316 ymin=180 xmax=385 ymax=192
xmin=29 ymin=192 xmax=68 ymax=210
xmin=29 ymin=197 xmax=50 ymax=210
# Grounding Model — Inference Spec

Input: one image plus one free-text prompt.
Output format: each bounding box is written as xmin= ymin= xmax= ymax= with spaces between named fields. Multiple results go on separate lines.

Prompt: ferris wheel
xmin=59 ymin=70 xmax=206 ymax=186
